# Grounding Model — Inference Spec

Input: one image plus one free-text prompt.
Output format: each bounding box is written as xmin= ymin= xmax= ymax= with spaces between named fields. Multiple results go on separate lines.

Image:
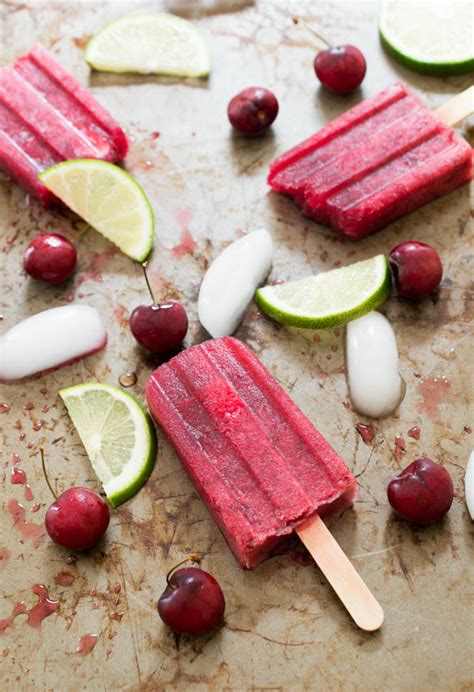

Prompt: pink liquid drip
xmin=12 ymin=454 xmax=21 ymax=464
xmin=407 ymin=426 xmax=421 ymax=440
xmin=77 ymin=247 xmax=117 ymax=285
xmin=32 ymin=421 xmax=42 ymax=431
xmin=355 ymin=423 xmax=374 ymax=445
xmin=111 ymin=612 xmax=124 ymax=622
xmin=55 ymin=571 xmax=75 ymax=587
xmin=171 ymin=229 xmax=197 ymax=259
xmin=0 ymin=403 xmax=10 ymax=414
xmin=41 ymin=406 xmax=49 ymax=414
xmin=7 ymin=499 xmax=45 ymax=548
xmin=23 ymin=402 xmax=34 ymax=411
xmin=76 ymin=633 xmax=98 ymax=656
xmin=27 ymin=585 xmax=60 ymax=628
xmin=113 ymin=583 xmax=121 ymax=594
xmin=31 ymin=503 xmax=42 ymax=513
xmin=394 ymin=435 xmax=406 ymax=463
xmin=0 ymin=601 xmax=27 ymax=633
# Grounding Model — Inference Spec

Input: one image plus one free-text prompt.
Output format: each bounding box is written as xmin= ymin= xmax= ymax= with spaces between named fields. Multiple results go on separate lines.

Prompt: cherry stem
xmin=292 ymin=17 xmax=331 ymax=49
xmin=142 ymin=262 xmax=156 ymax=305
xmin=40 ymin=447 xmax=57 ymax=500
xmin=166 ymin=554 xmax=201 ymax=589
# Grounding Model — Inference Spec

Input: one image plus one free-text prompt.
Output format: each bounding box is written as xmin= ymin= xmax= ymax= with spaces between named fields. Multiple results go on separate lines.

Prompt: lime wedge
xmin=40 ymin=160 xmax=155 ymax=262
xmin=59 ymin=382 xmax=157 ymax=508
xmin=85 ymin=12 xmax=210 ymax=78
xmin=255 ymin=255 xmax=391 ymax=329
xmin=380 ymin=0 xmax=474 ymax=75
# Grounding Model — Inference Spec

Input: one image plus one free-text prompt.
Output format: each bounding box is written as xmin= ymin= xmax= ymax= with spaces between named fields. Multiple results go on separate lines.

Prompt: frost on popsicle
xmin=0 ymin=305 xmax=107 ymax=382
xmin=198 ymin=228 xmax=273 ymax=338
xmin=346 ymin=311 xmax=405 ymax=418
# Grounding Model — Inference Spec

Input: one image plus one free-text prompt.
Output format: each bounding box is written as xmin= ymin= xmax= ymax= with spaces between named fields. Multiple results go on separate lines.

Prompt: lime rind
xmin=39 ymin=159 xmax=155 ymax=262
xmin=85 ymin=12 xmax=210 ymax=78
xmin=59 ymin=382 xmax=157 ymax=508
xmin=379 ymin=0 xmax=474 ymax=76
xmin=255 ymin=255 xmax=391 ymax=329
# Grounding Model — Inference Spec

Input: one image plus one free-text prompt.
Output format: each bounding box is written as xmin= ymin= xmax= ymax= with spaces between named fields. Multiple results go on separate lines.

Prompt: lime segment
xmin=40 ymin=160 xmax=155 ymax=262
xmin=85 ymin=12 xmax=210 ymax=77
xmin=255 ymin=255 xmax=391 ymax=329
xmin=380 ymin=0 xmax=474 ymax=76
xmin=59 ymin=382 xmax=157 ymax=507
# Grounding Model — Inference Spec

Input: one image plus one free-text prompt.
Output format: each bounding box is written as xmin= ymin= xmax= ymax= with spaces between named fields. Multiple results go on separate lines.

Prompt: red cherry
xmin=24 ymin=233 xmax=77 ymax=284
xmin=387 ymin=457 xmax=454 ymax=523
xmin=45 ymin=487 xmax=110 ymax=550
xmin=389 ymin=241 xmax=443 ymax=299
xmin=314 ymin=45 xmax=366 ymax=94
xmin=158 ymin=560 xmax=225 ymax=635
xmin=227 ymin=87 xmax=279 ymax=135
xmin=130 ymin=301 xmax=188 ymax=353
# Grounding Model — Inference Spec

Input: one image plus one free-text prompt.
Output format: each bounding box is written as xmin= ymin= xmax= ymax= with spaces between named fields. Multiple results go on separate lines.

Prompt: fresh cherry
xmin=293 ymin=17 xmax=366 ymax=94
xmin=389 ymin=241 xmax=443 ymax=299
xmin=24 ymin=233 xmax=77 ymax=284
xmin=157 ymin=557 xmax=225 ymax=635
xmin=130 ymin=264 xmax=188 ymax=353
xmin=41 ymin=449 xmax=110 ymax=551
xmin=387 ymin=457 xmax=454 ymax=523
xmin=227 ymin=87 xmax=279 ymax=136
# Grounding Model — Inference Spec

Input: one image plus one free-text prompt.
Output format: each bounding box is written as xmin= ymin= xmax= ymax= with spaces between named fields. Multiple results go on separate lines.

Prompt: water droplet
xmin=119 ymin=372 xmax=137 ymax=388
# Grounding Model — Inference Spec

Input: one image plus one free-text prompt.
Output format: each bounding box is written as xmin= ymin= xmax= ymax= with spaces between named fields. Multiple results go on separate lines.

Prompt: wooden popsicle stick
xmin=296 ymin=514 xmax=384 ymax=632
xmin=435 ymin=86 xmax=474 ymax=126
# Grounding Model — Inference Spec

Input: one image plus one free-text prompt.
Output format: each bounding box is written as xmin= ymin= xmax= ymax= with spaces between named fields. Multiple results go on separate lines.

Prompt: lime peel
xmin=59 ymin=382 xmax=157 ymax=507
xmin=255 ymin=255 xmax=391 ymax=329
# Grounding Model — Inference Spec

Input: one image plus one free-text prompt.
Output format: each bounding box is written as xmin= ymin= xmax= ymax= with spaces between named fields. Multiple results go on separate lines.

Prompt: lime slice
xmin=255 ymin=255 xmax=391 ymax=329
xmin=85 ymin=12 xmax=210 ymax=78
xmin=59 ymin=382 xmax=157 ymax=508
xmin=40 ymin=160 xmax=155 ymax=262
xmin=380 ymin=0 xmax=474 ymax=76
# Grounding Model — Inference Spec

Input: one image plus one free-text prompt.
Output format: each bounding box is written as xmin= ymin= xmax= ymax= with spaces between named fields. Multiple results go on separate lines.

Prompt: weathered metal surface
xmin=0 ymin=1 xmax=472 ymax=690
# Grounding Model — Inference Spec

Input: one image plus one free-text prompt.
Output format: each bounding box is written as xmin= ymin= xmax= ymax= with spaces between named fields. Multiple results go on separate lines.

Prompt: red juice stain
xmin=77 ymin=633 xmax=98 ymax=656
xmin=12 ymin=454 xmax=21 ymax=464
xmin=31 ymin=503 xmax=42 ymax=513
xmin=32 ymin=421 xmax=42 ymax=431
xmin=2 ymin=648 xmax=9 ymax=657
xmin=464 ymin=425 xmax=472 ymax=434
xmin=23 ymin=402 xmax=34 ymax=411
xmin=270 ymin=279 xmax=284 ymax=286
xmin=27 ymin=585 xmax=60 ymax=628
xmin=7 ymin=499 xmax=45 ymax=548
xmin=113 ymin=583 xmax=121 ymax=594
xmin=40 ymin=387 xmax=48 ymax=395
xmin=394 ymin=435 xmax=406 ymax=462
xmin=407 ymin=426 xmax=421 ymax=440
xmin=417 ymin=377 xmax=451 ymax=422
xmin=55 ymin=572 xmax=75 ymax=587
xmin=0 ymin=547 xmax=10 ymax=570
xmin=149 ymin=131 xmax=160 ymax=140
xmin=111 ymin=611 xmax=124 ymax=622
xmin=41 ymin=406 xmax=49 ymax=414
xmin=113 ymin=304 xmax=128 ymax=327
xmin=0 ymin=601 xmax=27 ymax=633
xmin=77 ymin=247 xmax=117 ymax=284
xmin=171 ymin=229 xmax=197 ymax=259
xmin=333 ymin=260 xmax=342 ymax=267
xmin=355 ymin=424 xmax=374 ymax=445
xmin=0 ymin=403 xmax=10 ymax=414
xmin=291 ymin=549 xmax=313 ymax=567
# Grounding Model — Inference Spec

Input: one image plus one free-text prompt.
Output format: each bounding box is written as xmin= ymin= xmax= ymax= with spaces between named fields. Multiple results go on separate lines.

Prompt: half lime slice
xmin=85 ymin=12 xmax=210 ymax=78
xmin=40 ymin=160 xmax=155 ymax=262
xmin=256 ymin=255 xmax=391 ymax=329
xmin=380 ymin=0 xmax=474 ymax=76
xmin=59 ymin=382 xmax=157 ymax=508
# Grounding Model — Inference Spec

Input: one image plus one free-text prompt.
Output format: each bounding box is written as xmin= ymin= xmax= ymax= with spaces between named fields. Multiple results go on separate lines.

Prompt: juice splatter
xmin=27 ymin=585 xmax=60 ymax=628
xmin=76 ymin=633 xmax=98 ymax=656
xmin=394 ymin=435 xmax=406 ymax=463
xmin=171 ymin=229 xmax=197 ymax=259
xmin=0 ymin=403 xmax=10 ymax=414
xmin=355 ymin=424 xmax=374 ymax=445
xmin=417 ymin=377 xmax=451 ymax=421
xmin=113 ymin=304 xmax=128 ymax=327
xmin=7 ymin=499 xmax=45 ymax=548
xmin=0 ymin=548 xmax=10 ymax=571
xmin=55 ymin=572 xmax=75 ymax=587
xmin=407 ymin=426 xmax=421 ymax=440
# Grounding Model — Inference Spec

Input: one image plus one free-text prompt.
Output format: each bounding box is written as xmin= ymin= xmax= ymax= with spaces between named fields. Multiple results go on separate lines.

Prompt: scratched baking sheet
xmin=0 ymin=1 xmax=473 ymax=689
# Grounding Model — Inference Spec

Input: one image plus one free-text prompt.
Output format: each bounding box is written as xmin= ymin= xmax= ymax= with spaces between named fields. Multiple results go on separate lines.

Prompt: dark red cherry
xmin=130 ymin=301 xmax=188 ymax=353
xmin=314 ymin=45 xmax=366 ymax=94
xmin=158 ymin=560 xmax=225 ymax=635
xmin=387 ymin=457 xmax=454 ymax=523
xmin=24 ymin=233 xmax=77 ymax=284
xmin=389 ymin=241 xmax=443 ymax=298
xmin=45 ymin=487 xmax=110 ymax=550
xmin=227 ymin=87 xmax=279 ymax=135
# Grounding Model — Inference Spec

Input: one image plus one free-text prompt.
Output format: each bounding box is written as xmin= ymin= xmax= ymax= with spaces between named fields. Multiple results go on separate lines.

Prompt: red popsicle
xmin=0 ymin=45 xmax=128 ymax=205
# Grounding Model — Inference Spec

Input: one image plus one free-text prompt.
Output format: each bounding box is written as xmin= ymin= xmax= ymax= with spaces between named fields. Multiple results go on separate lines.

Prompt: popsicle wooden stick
xmin=296 ymin=515 xmax=384 ymax=632
xmin=435 ymin=86 xmax=474 ymax=126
